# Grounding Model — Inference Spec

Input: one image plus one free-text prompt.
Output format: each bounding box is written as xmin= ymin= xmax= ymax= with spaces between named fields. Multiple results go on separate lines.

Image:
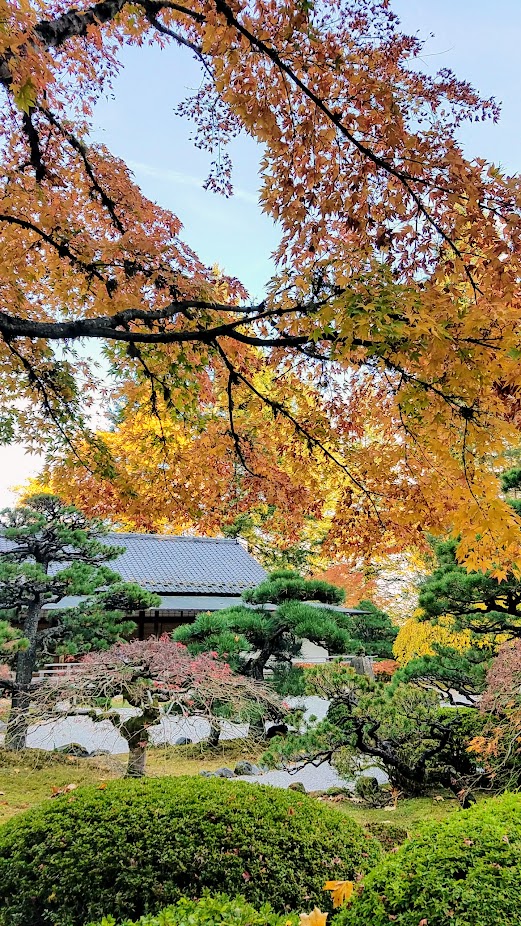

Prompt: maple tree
xmin=31 ymin=635 xmax=283 ymax=776
xmin=0 ymin=493 xmax=159 ymax=748
xmin=0 ymin=0 xmax=520 ymax=570
xmin=468 ymin=639 xmax=521 ymax=790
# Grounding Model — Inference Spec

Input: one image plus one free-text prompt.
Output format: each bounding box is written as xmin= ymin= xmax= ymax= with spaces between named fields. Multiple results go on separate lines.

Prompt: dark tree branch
xmin=21 ymin=112 xmax=46 ymax=183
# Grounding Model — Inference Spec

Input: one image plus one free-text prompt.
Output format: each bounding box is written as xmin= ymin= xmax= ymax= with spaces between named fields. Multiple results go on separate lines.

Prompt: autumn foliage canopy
xmin=1 ymin=1 xmax=521 ymax=571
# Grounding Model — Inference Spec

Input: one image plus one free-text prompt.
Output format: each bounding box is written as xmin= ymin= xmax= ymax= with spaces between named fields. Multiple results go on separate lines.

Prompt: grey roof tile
xmin=0 ymin=533 xmax=267 ymax=595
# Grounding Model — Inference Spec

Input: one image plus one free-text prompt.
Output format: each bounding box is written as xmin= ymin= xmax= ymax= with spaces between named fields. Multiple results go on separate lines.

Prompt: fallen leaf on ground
xmin=50 ymin=783 xmax=78 ymax=797
xmin=323 ymin=881 xmax=355 ymax=907
xmin=299 ymin=909 xmax=328 ymax=926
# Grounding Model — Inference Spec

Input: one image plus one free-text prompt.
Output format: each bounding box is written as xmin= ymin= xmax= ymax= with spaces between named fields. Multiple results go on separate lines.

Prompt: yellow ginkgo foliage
xmin=393 ymin=617 xmax=472 ymax=665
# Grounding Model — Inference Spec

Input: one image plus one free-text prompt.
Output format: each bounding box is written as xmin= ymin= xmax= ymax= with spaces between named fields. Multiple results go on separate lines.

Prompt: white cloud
xmin=128 ymin=160 xmax=259 ymax=205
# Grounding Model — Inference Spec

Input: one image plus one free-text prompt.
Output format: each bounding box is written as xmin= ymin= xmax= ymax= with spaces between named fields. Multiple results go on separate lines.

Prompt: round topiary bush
xmin=333 ymin=794 xmax=521 ymax=926
xmin=0 ymin=776 xmax=381 ymax=926
xmin=91 ymin=891 xmax=300 ymax=926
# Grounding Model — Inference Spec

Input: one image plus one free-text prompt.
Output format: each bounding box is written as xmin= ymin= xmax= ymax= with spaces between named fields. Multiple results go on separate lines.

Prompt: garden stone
xmin=89 ymin=748 xmax=110 ymax=757
xmin=198 ymin=770 xmax=216 ymax=777
xmin=55 ymin=743 xmax=90 ymax=758
xmin=234 ymin=760 xmax=262 ymax=776
xmin=214 ymin=767 xmax=235 ymax=778
xmin=175 ymin=736 xmax=193 ymax=746
xmin=288 ymin=781 xmax=306 ymax=793
xmin=266 ymin=722 xmax=288 ymax=740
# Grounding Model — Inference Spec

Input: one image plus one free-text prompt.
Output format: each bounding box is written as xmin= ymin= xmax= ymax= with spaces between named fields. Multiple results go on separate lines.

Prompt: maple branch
xmin=211 ymin=0 xmax=475 ymax=279
xmin=0 ymin=300 xmax=310 ymax=345
xmin=0 ymin=214 xmax=106 ymax=284
xmin=33 ymin=0 xmax=203 ymax=50
xmin=21 ymin=112 xmax=46 ymax=183
xmin=215 ymin=341 xmax=386 ymax=524
xmin=33 ymin=0 xmax=130 ymax=48
xmin=140 ymin=3 xmax=208 ymax=70
xmin=38 ymin=107 xmax=126 ymax=235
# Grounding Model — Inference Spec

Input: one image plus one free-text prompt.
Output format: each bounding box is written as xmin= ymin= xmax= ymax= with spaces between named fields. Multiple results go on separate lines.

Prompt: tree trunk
xmin=119 ymin=706 xmax=158 ymax=778
xmin=126 ymin=740 xmax=147 ymax=778
xmin=207 ymin=722 xmax=221 ymax=747
xmin=5 ymin=601 xmax=41 ymax=751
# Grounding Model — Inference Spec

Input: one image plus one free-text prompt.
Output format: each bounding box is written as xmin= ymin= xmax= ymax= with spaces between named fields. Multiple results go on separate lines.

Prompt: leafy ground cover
xmin=0 ymin=776 xmax=379 ymax=926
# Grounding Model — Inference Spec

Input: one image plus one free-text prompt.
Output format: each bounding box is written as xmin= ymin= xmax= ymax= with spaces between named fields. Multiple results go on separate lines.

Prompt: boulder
xmin=214 ymin=767 xmax=235 ymax=778
xmin=234 ymin=761 xmax=262 ymax=776
xmin=89 ymin=749 xmax=111 ymax=757
xmin=288 ymin=781 xmax=306 ymax=793
xmin=55 ymin=743 xmax=90 ymax=758
xmin=175 ymin=737 xmax=193 ymax=746
xmin=265 ymin=723 xmax=288 ymax=740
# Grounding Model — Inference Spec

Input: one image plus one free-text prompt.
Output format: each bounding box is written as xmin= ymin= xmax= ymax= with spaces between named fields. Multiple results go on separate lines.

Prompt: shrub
xmin=0 ymin=776 xmax=380 ymax=926
xmin=354 ymin=776 xmax=388 ymax=808
xmin=92 ymin=892 xmax=300 ymax=926
xmin=334 ymin=794 xmax=521 ymax=926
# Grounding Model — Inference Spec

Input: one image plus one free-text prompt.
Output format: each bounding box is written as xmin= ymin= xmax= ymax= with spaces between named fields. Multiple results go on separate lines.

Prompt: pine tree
xmin=419 ymin=537 xmax=521 ymax=639
xmin=0 ymin=494 xmax=159 ymax=749
xmin=174 ymin=570 xmax=397 ymax=683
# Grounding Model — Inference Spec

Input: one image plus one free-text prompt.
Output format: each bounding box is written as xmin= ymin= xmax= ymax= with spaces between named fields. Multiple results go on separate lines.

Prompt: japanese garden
xmin=0 ymin=2 xmax=520 ymax=925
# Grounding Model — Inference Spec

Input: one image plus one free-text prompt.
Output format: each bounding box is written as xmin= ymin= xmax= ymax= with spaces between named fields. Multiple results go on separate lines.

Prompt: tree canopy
xmin=1 ymin=1 xmax=521 ymax=570
xmin=31 ymin=636 xmax=281 ymax=776
xmin=174 ymin=570 xmax=397 ymax=682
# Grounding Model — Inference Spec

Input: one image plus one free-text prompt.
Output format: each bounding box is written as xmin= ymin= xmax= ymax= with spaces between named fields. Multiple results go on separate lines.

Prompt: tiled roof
xmin=0 ymin=533 xmax=267 ymax=595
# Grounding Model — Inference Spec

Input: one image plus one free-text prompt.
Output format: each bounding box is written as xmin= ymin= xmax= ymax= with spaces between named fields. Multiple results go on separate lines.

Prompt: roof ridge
xmin=105 ymin=533 xmax=239 ymax=544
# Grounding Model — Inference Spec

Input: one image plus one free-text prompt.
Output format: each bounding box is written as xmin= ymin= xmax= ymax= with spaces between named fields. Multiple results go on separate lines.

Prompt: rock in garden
xmin=214 ymin=767 xmax=235 ymax=778
xmin=265 ymin=723 xmax=288 ymax=739
xmin=288 ymin=782 xmax=306 ymax=793
xmin=89 ymin=749 xmax=111 ymax=757
xmin=234 ymin=761 xmax=262 ymax=776
xmin=198 ymin=770 xmax=216 ymax=777
xmin=175 ymin=737 xmax=193 ymax=746
xmin=55 ymin=743 xmax=90 ymax=758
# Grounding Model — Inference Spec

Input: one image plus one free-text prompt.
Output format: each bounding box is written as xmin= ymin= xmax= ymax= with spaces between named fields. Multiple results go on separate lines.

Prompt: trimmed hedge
xmin=334 ymin=794 xmax=521 ymax=926
xmin=93 ymin=892 xmax=300 ymax=926
xmin=0 ymin=777 xmax=380 ymax=926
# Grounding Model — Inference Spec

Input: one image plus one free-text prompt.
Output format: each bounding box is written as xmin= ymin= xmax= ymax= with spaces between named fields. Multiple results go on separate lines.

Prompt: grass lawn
xmin=336 ymin=793 xmax=461 ymax=832
xmin=0 ymin=742 xmax=463 ymax=834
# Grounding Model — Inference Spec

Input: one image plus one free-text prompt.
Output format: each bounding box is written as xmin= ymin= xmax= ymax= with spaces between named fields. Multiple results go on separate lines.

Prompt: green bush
xmin=92 ymin=892 xmax=299 ymax=926
xmin=0 ymin=776 xmax=380 ymax=926
xmin=334 ymin=794 xmax=521 ymax=926
xmin=354 ymin=775 xmax=383 ymax=806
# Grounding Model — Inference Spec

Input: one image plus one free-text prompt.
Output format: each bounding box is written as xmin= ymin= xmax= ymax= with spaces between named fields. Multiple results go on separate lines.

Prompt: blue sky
xmin=1 ymin=0 xmax=520 ymax=503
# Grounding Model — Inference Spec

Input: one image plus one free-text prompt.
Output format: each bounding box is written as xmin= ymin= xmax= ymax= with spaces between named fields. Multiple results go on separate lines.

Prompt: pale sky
xmin=1 ymin=1 xmax=520 ymax=506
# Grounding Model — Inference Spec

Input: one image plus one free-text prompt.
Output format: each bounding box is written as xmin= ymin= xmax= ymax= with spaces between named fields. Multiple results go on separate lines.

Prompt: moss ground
xmin=0 ymin=742 xmax=463 ymax=832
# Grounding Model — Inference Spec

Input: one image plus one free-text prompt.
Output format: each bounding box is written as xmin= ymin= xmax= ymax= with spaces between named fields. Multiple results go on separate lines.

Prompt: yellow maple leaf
xmin=323 ymin=880 xmax=355 ymax=908
xmin=299 ymin=908 xmax=328 ymax=926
